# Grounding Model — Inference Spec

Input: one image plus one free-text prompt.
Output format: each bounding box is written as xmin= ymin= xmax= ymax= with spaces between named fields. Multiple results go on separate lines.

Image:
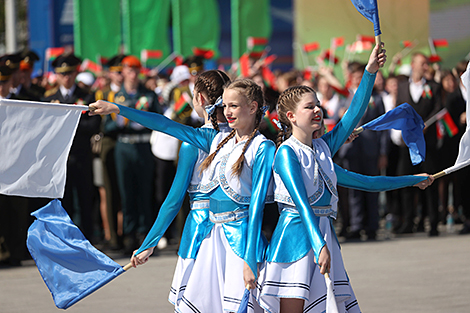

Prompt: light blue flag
xmin=237 ymin=288 xmax=251 ymax=313
xmin=360 ymin=103 xmax=425 ymax=165
xmin=351 ymin=0 xmax=381 ymax=36
xmin=27 ymin=199 xmax=127 ymax=309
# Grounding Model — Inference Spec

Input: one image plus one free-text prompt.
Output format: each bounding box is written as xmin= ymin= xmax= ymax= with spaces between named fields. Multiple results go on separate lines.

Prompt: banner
xmin=0 ymin=100 xmax=85 ymax=198
xmin=74 ymin=0 xmax=122 ymax=61
xmin=122 ymin=0 xmax=171 ymax=65
xmin=231 ymin=0 xmax=272 ymax=60
xmin=172 ymin=0 xmax=220 ymax=58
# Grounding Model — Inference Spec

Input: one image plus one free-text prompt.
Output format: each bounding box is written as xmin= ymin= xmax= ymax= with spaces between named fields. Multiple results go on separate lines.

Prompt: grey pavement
xmin=1 ymin=230 xmax=470 ymax=313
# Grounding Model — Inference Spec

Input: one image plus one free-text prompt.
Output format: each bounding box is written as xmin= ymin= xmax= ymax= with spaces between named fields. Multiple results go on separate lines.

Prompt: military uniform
xmin=106 ymin=56 xmax=162 ymax=250
xmin=94 ymin=54 xmax=126 ymax=249
xmin=43 ymin=53 xmax=101 ymax=241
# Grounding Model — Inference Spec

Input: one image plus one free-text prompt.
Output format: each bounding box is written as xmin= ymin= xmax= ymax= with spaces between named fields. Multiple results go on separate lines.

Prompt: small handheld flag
xmin=27 ymin=200 xmax=132 ymax=309
xmin=236 ymin=286 xmax=251 ymax=313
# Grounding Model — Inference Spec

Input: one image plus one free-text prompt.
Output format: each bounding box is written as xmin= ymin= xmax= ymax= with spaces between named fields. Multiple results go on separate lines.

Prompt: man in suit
xmin=395 ymin=52 xmax=442 ymax=236
xmin=43 ymin=53 xmax=101 ymax=242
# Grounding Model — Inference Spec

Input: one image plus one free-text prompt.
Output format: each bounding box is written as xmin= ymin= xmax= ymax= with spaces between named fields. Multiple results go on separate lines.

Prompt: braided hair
xmin=200 ymin=78 xmax=265 ymax=177
xmin=193 ymin=70 xmax=230 ymax=131
xmin=276 ymin=85 xmax=317 ymax=148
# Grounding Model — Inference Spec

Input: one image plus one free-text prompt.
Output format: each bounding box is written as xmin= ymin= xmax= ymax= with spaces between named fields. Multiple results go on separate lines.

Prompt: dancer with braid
xmin=258 ymin=44 xmax=387 ymax=313
xmin=89 ymin=78 xmax=273 ymax=312
xmin=124 ymin=70 xmax=231 ymax=307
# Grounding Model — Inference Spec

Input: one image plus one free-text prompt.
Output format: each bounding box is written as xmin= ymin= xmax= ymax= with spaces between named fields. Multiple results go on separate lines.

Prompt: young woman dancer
xmin=126 ymin=70 xmax=231 ymax=306
xmin=89 ymin=78 xmax=274 ymax=312
xmin=258 ymin=44 xmax=387 ymax=313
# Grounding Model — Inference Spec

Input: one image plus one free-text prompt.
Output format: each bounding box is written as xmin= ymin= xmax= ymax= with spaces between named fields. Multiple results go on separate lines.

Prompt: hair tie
xmin=205 ymin=96 xmax=223 ymax=116
xmin=273 ymin=118 xmax=282 ymax=130
xmin=261 ymin=105 xmax=269 ymax=114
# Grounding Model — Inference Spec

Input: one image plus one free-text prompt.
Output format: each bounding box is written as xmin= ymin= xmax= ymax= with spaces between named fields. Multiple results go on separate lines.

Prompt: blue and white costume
xmin=259 ymin=70 xmax=379 ymax=313
xmin=134 ymin=122 xmax=231 ymax=307
xmin=116 ymin=104 xmax=275 ymax=313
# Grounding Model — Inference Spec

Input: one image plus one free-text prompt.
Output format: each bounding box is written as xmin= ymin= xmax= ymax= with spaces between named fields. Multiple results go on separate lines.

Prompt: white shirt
xmin=409 ymin=77 xmax=426 ymax=103
xmin=60 ymin=84 xmax=76 ymax=100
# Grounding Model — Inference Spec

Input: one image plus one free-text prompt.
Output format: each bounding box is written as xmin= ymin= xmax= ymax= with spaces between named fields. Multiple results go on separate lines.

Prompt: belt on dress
xmin=190 ymin=200 xmax=210 ymax=210
xmin=117 ymin=133 xmax=151 ymax=144
xmin=278 ymin=203 xmax=333 ymax=217
xmin=209 ymin=209 xmax=249 ymax=224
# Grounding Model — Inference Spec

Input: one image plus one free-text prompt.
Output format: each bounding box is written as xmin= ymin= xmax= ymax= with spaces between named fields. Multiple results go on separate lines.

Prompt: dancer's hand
xmin=315 ymin=245 xmax=331 ymax=275
xmin=243 ymin=261 xmax=257 ymax=290
xmin=414 ymin=174 xmax=435 ymax=190
xmin=130 ymin=247 xmax=154 ymax=268
xmin=88 ymin=100 xmax=120 ymax=116
xmin=366 ymin=43 xmax=387 ymax=74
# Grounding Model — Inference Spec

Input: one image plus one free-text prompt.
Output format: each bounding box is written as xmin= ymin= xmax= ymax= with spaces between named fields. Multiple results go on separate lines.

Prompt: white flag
xmin=442 ymin=61 xmax=470 ymax=175
xmin=0 ymin=99 xmax=87 ymax=198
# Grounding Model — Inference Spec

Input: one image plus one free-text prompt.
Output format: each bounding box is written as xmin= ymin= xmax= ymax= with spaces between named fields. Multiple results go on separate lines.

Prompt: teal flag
xmin=122 ymin=0 xmax=171 ymax=65
xmin=172 ymin=0 xmax=220 ymax=58
xmin=231 ymin=0 xmax=272 ymax=60
xmin=74 ymin=0 xmax=122 ymax=61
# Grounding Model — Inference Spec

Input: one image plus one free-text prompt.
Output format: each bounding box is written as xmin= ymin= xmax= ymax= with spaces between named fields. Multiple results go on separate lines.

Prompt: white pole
xmin=5 ymin=0 xmax=17 ymax=53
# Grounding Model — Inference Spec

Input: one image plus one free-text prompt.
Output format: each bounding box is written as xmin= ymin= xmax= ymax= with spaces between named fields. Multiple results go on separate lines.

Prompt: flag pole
xmin=352 ymin=126 xmax=364 ymax=135
xmin=375 ymin=35 xmax=382 ymax=52
xmin=432 ymin=171 xmax=446 ymax=179
xmin=123 ymin=262 xmax=133 ymax=271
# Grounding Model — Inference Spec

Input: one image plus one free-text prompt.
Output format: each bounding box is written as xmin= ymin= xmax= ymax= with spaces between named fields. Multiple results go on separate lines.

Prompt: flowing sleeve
xmin=335 ymin=164 xmax=427 ymax=192
xmin=117 ymin=104 xmax=215 ymax=153
xmin=323 ymin=70 xmax=376 ymax=155
xmin=273 ymin=145 xmax=326 ymax=265
xmin=134 ymin=142 xmax=198 ymax=255
xmin=244 ymin=140 xmax=275 ymax=279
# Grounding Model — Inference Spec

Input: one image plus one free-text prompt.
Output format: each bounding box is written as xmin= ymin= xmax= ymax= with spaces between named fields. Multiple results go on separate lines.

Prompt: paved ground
xmin=1 ymin=228 xmax=470 ymax=313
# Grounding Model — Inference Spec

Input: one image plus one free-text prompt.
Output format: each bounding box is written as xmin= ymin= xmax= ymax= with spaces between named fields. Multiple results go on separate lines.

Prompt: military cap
xmin=52 ymin=53 xmax=81 ymax=73
xmin=183 ymin=55 xmax=204 ymax=76
xmin=107 ymin=54 xmax=127 ymax=72
xmin=122 ymin=55 xmax=141 ymax=68
xmin=0 ymin=53 xmax=22 ymax=71
xmin=20 ymin=50 xmax=40 ymax=70
xmin=0 ymin=64 xmax=13 ymax=82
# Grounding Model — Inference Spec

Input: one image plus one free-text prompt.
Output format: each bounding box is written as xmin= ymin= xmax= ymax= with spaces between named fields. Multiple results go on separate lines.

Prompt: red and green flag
xmin=400 ymin=40 xmax=414 ymax=48
xmin=331 ymin=37 xmax=345 ymax=49
xmin=438 ymin=111 xmax=459 ymax=138
xmin=261 ymin=66 xmax=277 ymax=90
xmin=303 ymin=42 xmax=320 ymax=54
xmin=79 ymin=59 xmax=102 ymax=75
xmin=247 ymin=37 xmax=268 ymax=52
xmin=324 ymin=118 xmax=336 ymax=133
xmin=174 ymin=92 xmax=192 ymax=115
xmin=46 ymin=47 xmax=66 ymax=61
xmin=238 ymin=53 xmax=250 ymax=77
xmin=356 ymin=35 xmax=375 ymax=44
xmin=433 ymin=38 xmax=449 ymax=51
xmin=429 ymin=54 xmax=442 ymax=64
xmin=263 ymin=110 xmax=280 ymax=133
xmin=140 ymin=50 xmax=163 ymax=64
xmin=192 ymin=47 xmax=215 ymax=59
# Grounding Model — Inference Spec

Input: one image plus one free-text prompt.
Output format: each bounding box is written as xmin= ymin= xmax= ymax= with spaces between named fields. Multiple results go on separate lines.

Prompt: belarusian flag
xmin=356 ymin=35 xmax=375 ymax=43
xmin=238 ymin=53 xmax=250 ymax=77
xmin=348 ymin=40 xmax=372 ymax=53
xmin=46 ymin=47 xmax=66 ymax=61
xmin=429 ymin=54 xmax=442 ymax=64
xmin=79 ymin=59 xmax=102 ymax=75
xmin=247 ymin=37 xmax=268 ymax=51
xmin=321 ymin=50 xmax=339 ymax=65
xmin=140 ymin=50 xmax=163 ymax=63
xmin=192 ymin=47 xmax=215 ymax=59
xmin=433 ymin=39 xmax=449 ymax=50
xmin=331 ymin=37 xmax=344 ymax=48
xmin=303 ymin=42 xmax=320 ymax=54
xmin=263 ymin=110 xmax=280 ymax=133
xmin=174 ymin=91 xmax=192 ymax=115
xmin=261 ymin=66 xmax=277 ymax=90
xmin=324 ymin=118 xmax=336 ymax=133
xmin=440 ymin=111 xmax=459 ymax=137
xmin=400 ymin=40 xmax=414 ymax=48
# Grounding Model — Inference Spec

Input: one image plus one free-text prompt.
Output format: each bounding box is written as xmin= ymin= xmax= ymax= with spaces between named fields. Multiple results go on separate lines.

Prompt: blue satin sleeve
xmin=274 ymin=145 xmax=326 ymax=264
xmin=245 ymin=140 xmax=275 ymax=279
xmin=323 ymin=70 xmax=376 ymax=156
xmin=134 ymin=142 xmax=198 ymax=256
xmin=335 ymin=164 xmax=427 ymax=192
xmin=117 ymin=104 xmax=215 ymax=154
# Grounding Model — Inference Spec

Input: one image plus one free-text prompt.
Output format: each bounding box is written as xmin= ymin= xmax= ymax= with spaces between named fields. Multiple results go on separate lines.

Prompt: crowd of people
xmin=0 ymin=43 xmax=468 ymax=273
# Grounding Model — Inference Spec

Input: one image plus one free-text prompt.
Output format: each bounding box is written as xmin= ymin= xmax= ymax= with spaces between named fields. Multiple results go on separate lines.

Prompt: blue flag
xmin=351 ymin=0 xmax=381 ymax=36
xmin=27 ymin=199 xmax=126 ymax=309
xmin=237 ymin=288 xmax=251 ymax=313
xmin=361 ymin=103 xmax=425 ymax=165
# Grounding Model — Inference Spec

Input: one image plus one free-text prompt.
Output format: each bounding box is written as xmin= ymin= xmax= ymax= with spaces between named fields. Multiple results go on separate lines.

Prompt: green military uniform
xmin=105 ymin=82 xmax=162 ymax=248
